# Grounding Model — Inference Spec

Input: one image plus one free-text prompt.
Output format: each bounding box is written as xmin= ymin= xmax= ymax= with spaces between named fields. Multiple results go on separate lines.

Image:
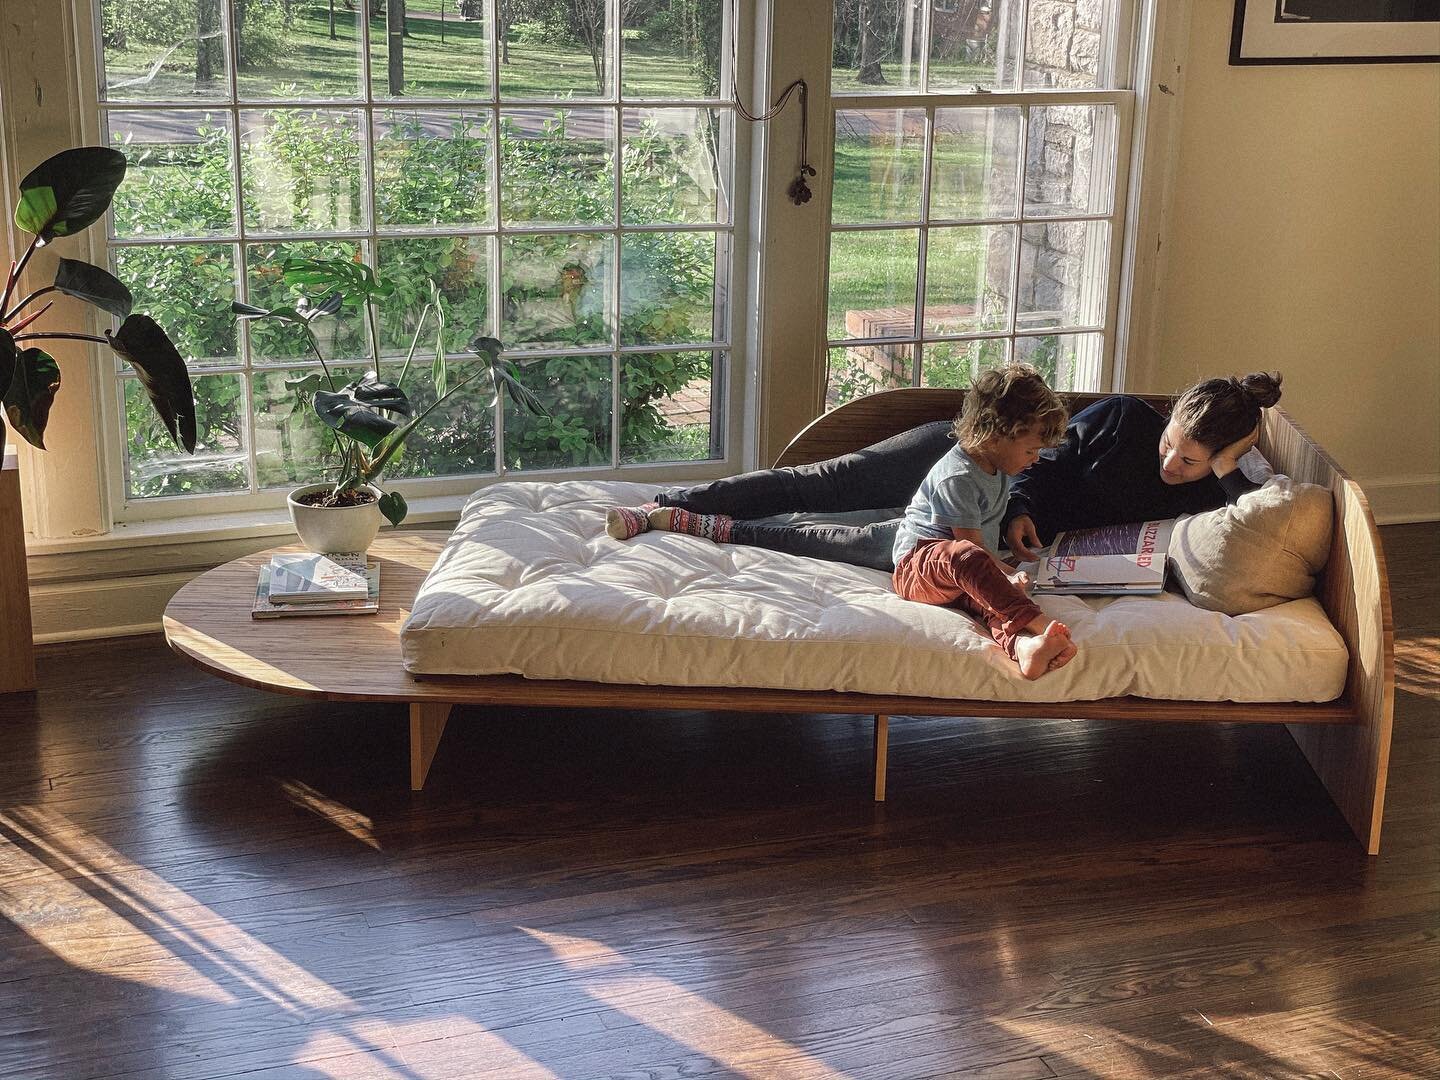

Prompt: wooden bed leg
xmin=873 ymin=714 xmax=889 ymax=803
xmin=1287 ymin=699 xmax=1392 ymax=856
xmin=410 ymin=702 xmax=452 ymax=791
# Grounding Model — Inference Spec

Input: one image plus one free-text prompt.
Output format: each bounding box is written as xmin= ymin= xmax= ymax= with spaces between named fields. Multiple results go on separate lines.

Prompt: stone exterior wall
xmin=1008 ymin=0 xmax=1107 ymax=389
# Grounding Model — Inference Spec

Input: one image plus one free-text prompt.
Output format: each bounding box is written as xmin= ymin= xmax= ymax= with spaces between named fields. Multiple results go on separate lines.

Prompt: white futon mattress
xmin=401 ymin=481 xmax=1349 ymax=703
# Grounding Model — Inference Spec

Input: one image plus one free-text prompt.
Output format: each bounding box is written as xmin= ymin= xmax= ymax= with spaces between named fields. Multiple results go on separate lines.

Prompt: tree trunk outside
xmin=388 ymin=0 xmax=406 ymax=94
xmin=329 ymin=0 xmax=337 ymax=38
xmin=235 ymin=0 xmax=248 ymax=70
xmin=196 ymin=0 xmax=221 ymax=84
xmin=857 ymin=0 xmax=887 ymax=85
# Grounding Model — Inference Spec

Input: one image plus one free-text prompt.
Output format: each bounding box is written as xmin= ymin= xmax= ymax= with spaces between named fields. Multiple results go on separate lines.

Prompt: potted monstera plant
xmin=235 ymin=256 xmax=546 ymax=554
xmin=1 ymin=147 xmax=195 ymax=460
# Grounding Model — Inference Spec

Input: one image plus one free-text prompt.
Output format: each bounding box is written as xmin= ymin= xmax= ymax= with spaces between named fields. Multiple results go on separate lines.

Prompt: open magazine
xmin=1019 ymin=518 xmax=1174 ymax=595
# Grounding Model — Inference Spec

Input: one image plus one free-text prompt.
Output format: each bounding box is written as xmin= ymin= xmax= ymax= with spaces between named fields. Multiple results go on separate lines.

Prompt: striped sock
xmin=605 ymin=502 xmax=659 ymax=540
xmin=647 ymin=506 xmax=734 ymax=543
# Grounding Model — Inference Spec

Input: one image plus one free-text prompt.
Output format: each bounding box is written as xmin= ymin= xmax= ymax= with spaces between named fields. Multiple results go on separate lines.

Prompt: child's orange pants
xmin=893 ymin=538 xmax=1044 ymax=659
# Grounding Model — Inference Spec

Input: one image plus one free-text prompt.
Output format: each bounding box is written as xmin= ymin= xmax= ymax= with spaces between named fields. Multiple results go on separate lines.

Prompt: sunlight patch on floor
xmin=281 ymin=780 xmax=382 ymax=849
xmin=0 ymin=806 xmax=345 ymax=1011
xmin=1396 ymin=634 xmax=1439 ymax=698
xmin=521 ymin=926 xmax=853 ymax=1079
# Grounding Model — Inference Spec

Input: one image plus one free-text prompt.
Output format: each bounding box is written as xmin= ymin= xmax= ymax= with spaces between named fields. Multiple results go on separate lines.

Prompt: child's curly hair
xmin=953 ymin=364 xmax=1068 ymax=451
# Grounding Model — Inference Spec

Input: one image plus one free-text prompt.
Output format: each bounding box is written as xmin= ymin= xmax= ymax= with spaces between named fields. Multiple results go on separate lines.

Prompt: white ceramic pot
xmin=287 ymin=483 xmax=384 ymax=554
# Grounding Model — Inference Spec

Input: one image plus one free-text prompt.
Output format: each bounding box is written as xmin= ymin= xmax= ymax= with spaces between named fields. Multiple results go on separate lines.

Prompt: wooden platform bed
xmin=163 ymin=390 xmax=1394 ymax=853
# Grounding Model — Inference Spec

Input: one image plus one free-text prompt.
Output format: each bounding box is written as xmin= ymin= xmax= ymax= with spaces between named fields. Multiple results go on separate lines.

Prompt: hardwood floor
xmin=2 ymin=522 xmax=1436 ymax=1079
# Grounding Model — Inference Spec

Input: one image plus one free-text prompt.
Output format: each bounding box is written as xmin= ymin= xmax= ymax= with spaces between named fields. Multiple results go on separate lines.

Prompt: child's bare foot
xmin=1013 ymin=620 xmax=1075 ymax=680
xmin=1048 ymin=638 xmax=1079 ymax=672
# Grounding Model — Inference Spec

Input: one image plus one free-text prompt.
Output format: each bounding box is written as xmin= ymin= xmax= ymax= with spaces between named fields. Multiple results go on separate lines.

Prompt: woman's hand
xmin=1211 ymin=423 xmax=1261 ymax=479
xmin=1006 ymin=515 xmax=1042 ymax=562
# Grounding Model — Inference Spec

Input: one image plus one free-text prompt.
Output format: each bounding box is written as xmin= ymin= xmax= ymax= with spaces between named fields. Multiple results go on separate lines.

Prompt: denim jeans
xmin=656 ymin=420 xmax=956 ymax=571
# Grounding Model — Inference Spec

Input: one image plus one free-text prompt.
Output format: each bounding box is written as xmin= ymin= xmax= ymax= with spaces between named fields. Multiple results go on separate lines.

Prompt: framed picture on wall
xmin=1231 ymin=1 xmax=1440 ymax=64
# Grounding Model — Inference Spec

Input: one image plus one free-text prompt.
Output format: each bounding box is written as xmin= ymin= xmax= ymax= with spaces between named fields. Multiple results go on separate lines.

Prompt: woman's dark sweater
xmin=1002 ymin=396 xmax=1258 ymax=546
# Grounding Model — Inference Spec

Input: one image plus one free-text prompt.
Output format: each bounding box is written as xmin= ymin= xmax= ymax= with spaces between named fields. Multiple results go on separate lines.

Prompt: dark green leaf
xmin=0 ymin=329 xmax=16 ymax=399
xmin=2 ymin=344 xmax=61 ymax=450
xmin=302 ymin=292 xmax=343 ymax=321
xmin=466 ymin=334 xmax=503 ymax=359
xmin=54 ymin=258 xmax=133 ymax=319
xmin=106 ymin=314 xmax=197 ymax=453
xmin=346 ymin=373 xmax=411 ymax=416
xmin=0 ymin=330 xmax=17 ymax=457
xmin=15 ymin=147 xmax=127 ymax=243
xmin=378 ymin=490 xmax=408 ymax=527
xmin=499 ymin=364 xmax=549 ymax=416
xmin=313 ymin=390 xmax=401 ymax=448
xmin=232 ymin=300 xmax=306 ymax=324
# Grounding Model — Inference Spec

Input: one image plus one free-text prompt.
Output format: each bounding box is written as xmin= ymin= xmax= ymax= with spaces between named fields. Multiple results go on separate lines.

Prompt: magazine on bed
xmin=1019 ymin=518 xmax=1174 ymax=595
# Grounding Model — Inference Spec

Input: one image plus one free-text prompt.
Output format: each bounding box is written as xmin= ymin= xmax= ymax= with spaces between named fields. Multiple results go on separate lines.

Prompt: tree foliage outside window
xmin=97 ymin=0 xmax=729 ymax=501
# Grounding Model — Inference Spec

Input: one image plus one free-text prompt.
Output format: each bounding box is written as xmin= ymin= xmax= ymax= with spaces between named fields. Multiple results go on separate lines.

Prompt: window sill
xmin=24 ymin=491 xmax=471 ymax=585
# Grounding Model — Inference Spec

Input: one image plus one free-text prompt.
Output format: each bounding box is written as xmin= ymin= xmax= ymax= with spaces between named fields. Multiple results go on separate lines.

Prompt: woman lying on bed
xmin=604 ymin=372 xmax=1283 ymax=571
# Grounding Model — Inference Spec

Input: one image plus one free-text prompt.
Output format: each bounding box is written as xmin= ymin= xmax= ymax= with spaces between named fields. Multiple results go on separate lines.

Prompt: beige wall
xmin=1153 ymin=2 xmax=1439 ymax=521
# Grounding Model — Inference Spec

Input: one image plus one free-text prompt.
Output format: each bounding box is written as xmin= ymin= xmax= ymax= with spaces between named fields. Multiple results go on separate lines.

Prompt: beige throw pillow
xmin=1168 ymin=477 xmax=1333 ymax=616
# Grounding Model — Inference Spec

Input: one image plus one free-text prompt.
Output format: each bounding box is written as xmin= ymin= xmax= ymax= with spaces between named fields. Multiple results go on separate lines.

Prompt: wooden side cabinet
xmin=1 ymin=447 xmax=36 ymax=693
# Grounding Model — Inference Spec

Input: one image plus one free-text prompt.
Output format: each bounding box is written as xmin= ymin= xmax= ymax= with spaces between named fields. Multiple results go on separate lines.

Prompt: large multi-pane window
xmin=92 ymin=0 xmax=733 ymax=505
xmin=826 ymin=0 xmax=1132 ymax=405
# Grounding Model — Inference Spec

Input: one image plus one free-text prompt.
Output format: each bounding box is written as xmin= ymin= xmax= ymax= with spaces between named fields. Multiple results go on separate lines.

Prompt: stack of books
xmin=251 ymin=551 xmax=381 ymax=619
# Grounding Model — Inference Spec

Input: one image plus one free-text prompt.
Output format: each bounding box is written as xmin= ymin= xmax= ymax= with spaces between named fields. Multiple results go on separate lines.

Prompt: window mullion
xmin=223 ymin=0 xmax=260 ymax=497
xmin=913 ymin=106 xmax=935 ymax=386
xmin=612 ymin=101 xmax=623 ymax=470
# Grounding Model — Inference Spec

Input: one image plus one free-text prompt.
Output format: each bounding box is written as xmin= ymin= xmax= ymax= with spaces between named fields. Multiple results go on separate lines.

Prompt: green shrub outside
xmin=114 ymin=108 xmax=717 ymax=496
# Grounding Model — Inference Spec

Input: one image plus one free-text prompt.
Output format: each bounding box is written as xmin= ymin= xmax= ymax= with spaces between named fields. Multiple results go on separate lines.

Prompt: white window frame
xmin=821 ymin=0 xmax=1139 ymax=400
xmin=67 ymin=0 xmax=758 ymax=525
xmin=751 ymin=0 xmax=1178 ymax=463
xmin=3 ymin=0 xmax=1184 ymax=551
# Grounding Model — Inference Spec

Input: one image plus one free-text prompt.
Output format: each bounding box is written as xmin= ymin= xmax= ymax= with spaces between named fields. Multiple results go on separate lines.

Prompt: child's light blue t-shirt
xmin=893 ymin=444 xmax=1011 ymax=564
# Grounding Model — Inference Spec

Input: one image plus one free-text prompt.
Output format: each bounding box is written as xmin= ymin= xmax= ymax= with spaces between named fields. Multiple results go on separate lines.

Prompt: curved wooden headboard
xmin=774 ymin=388 xmax=1171 ymax=468
xmin=773 ymin=388 xmax=1394 ymax=854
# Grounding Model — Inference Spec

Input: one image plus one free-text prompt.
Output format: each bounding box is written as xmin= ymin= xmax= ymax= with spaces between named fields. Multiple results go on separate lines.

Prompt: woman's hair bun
xmin=1239 ymin=371 xmax=1282 ymax=409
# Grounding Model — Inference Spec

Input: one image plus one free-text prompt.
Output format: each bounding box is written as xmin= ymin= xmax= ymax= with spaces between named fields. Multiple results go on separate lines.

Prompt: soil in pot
xmin=295 ymin=488 xmax=379 ymax=509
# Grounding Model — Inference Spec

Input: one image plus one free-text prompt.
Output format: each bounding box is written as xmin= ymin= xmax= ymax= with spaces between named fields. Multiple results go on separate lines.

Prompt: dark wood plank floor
xmin=2 ymin=523 xmax=1436 ymax=1080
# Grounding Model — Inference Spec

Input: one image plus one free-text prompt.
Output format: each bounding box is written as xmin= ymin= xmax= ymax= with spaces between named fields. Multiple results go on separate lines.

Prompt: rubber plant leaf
xmin=0 ymin=329 xmax=16 ymax=398
xmin=54 ymin=258 xmax=133 ymax=319
xmin=2 ymin=342 xmax=61 ymax=450
xmin=313 ymin=389 xmax=401 ymax=448
xmin=377 ymin=490 xmax=408 ymax=527
xmin=346 ymin=373 xmax=412 ymax=417
xmin=106 ymin=314 xmax=197 ymax=453
xmin=14 ymin=147 xmax=127 ymax=243
xmin=0 ymin=329 xmax=17 ymax=456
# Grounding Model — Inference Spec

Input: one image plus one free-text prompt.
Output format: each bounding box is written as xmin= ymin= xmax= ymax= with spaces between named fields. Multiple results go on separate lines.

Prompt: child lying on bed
xmin=889 ymin=364 xmax=1077 ymax=680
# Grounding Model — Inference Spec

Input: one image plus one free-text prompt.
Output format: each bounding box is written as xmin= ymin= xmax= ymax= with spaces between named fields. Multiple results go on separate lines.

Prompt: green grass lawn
xmin=104 ymin=6 xmax=711 ymax=101
xmin=828 ymin=133 xmax=1003 ymax=339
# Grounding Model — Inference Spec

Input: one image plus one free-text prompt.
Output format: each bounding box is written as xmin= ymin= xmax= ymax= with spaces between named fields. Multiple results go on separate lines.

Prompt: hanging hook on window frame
xmin=734 ymin=78 xmax=815 ymax=207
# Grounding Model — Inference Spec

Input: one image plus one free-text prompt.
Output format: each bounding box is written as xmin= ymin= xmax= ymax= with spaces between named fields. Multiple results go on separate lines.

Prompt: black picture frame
xmin=1230 ymin=0 xmax=1440 ymax=65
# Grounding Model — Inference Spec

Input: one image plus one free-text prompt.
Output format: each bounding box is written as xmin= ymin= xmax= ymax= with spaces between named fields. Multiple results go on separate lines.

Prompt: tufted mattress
xmin=400 ymin=481 xmax=1349 ymax=703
